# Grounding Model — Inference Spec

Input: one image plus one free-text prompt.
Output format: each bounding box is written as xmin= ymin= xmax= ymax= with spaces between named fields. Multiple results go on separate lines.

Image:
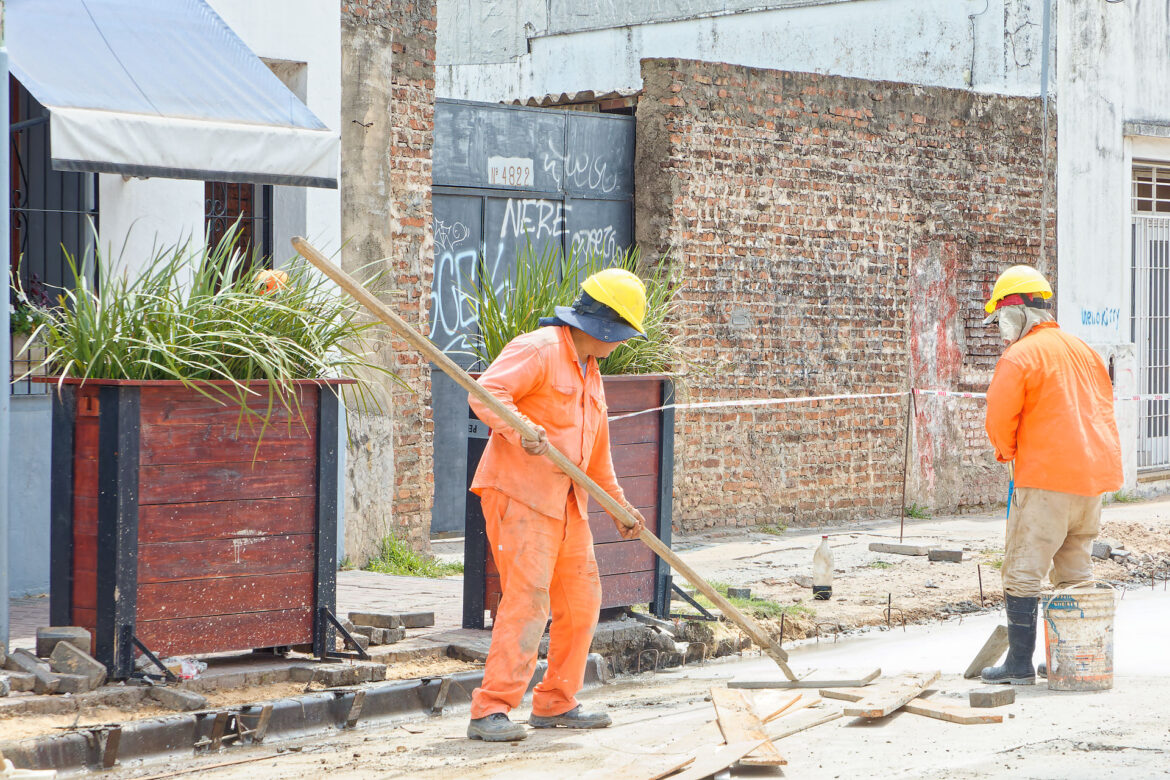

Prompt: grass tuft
xmin=759 ymin=521 xmax=788 ymax=536
xmin=1110 ymin=490 xmax=1142 ymax=504
xmin=904 ymin=503 xmax=931 ymax=520
xmin=868 ymin=560 xmax=894 ymax=569
xmin=365 ymin=535 xmax=464 ymax=578
xmin=694 ymin=581 xmax=814 ymax=620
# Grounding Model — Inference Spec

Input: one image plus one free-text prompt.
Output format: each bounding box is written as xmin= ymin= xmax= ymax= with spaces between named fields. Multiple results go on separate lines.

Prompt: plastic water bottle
xmin=813 ymin=535 xmax=833 ymax=600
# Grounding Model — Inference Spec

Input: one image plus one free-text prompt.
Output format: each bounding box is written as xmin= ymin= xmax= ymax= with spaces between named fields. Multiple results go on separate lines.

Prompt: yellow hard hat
xmin=984 ymin=265 xmax=1052 ymax=313
xmin=582 ymin=268 xmax=647 ymax=335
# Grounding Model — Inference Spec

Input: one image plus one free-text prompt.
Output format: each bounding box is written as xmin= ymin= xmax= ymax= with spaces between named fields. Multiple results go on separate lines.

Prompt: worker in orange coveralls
xmin=980 ymin=265 xmax=1122 ymax=685
xmin=465 ymin=268 xmax=649 ymax=742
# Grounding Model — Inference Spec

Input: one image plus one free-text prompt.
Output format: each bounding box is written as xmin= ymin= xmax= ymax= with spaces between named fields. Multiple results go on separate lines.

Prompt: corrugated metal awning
xmin=7 ymin=0 xmax=338 ymax=188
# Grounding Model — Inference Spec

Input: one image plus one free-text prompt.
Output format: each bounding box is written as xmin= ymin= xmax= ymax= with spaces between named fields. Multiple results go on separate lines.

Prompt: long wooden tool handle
xmin=291 ymin=237 xmax=795 ymax=679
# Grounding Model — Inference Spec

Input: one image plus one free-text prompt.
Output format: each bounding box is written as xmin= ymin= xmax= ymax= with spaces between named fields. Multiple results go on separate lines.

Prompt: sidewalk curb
xmin=1 ymin=655 xmax=610 ymax=773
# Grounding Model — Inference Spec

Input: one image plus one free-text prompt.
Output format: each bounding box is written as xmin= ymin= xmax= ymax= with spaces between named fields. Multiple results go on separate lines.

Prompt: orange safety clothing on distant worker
xmin=467 ymin=325 xmax=627 ymax=719
xmin=469 ymin=325 xmax=627 ymax=517
xmin=985 ymin=321 xmax=1122 ymax=497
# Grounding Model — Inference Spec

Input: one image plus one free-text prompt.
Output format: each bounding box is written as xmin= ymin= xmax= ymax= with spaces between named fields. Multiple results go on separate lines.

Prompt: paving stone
xmin=314 ymin=665 xmax=363 ymax=687
xmin=289 ymin=665 xmax=317 ymax=682
xmin=50 ymin=641 xmax=108 ymax=690
xmin=341 ymin=619 xmax=357 ymax=632
xmin=928 ymin=549 xmax=964 ymax=563
xmin=400 ymin=612 xmax=435 ymax=629
xmin=54 ymin=673 xmax=94 ymax=695
xmin=1091 ymin=541 xmax=1112 ymax=560
xmin=348 ymin=612 xmax=402 ymax=630
xmin=5 ymin=672 xmax=35 ymax=692
xmin=726 ymin=587 xmax=751 ymax=599
xmin=0 ymin=676 xmax=9 ymax=697
xmin=352 ymin=625 xmax=377 ymax=638
xmin=345 ymin=634 xmax=370 ymax=651
xmin=150 ymin=686 xmax=209 ymax=712
xmin=970 ymin=687 xmax=1015 ymax=708
xmin=6 ymin=649 xmax=59 ymax=694
xmin=383 ymin=627 xmax=406 ymax=644
xmin=86 ymin=686 xmax=148 ymax=708
xmin=36 ymin=626 xmax=92 ymax=659
xmin=868 ymin=542 xmax=930 ymax=556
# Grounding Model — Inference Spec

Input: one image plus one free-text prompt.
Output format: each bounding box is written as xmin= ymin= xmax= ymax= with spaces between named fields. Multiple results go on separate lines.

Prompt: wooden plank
xmin=608 ymin=415 xmax=659 ymax=446
xmin=608 ymin=442 xmax=658 ymax=478
xmin=761 ymin=693 xmax=802 ymax=722
xmin=74 ymin=456 xmax=99 ymax=500
xmin=710 ymin=687 xmax=786 ymax=767
xmin=668 ymin=740 xmax=767 ymax=780
xmin=601 ymin=377 xmax=663 ymax=413
xmin=964 ymin=624 xmax=1009 ymax=679
xmin=137 ymin=459 xmax=316 ymax=504
xmin=138 ymin=498 xmax=317 ymax=543
xmin=137 ymin=572 xmax=315 ymax=621
xmin=138 ymin=534 xmax=316 ymax=583
xmin=589 ymin=505 xmax=658 ymax=544
xmin=72 ymin=568 xmax=97 ymax=611
xmin=840 ymin=671 xmax=941 ymax=719
xmin=136 ymin=607 xmax=314 ymax=658
xmin=138 ymin=386 xmax=317 ymax=425
xmin=730 ymin=668 xmax=881 ymax=690
xmin=902 ymin=697 xmax=1003 ymax=725
xmin=586 ymin=474 xmax=656 ymax=514
xmin=766 ymin=707 xmax=844 ymax=741
xmin=599 ymin=571 xmax=655 ymax=609
xmin=594 ymin=539 xmax=656 ymax=577
xmin=139 ymin=421 xmax=317 ymax=465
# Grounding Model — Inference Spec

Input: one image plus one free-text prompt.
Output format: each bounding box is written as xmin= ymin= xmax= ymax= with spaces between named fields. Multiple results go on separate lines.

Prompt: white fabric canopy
xmin=8 ymin=0 xmax=339 ymax=188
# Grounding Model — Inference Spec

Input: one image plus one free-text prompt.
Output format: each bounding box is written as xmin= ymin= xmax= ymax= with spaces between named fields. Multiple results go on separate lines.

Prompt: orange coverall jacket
xmin=469 ymin=325 xmax=627 ymax=516
xmin=985 ymin=321 xmax=1123 ymax=497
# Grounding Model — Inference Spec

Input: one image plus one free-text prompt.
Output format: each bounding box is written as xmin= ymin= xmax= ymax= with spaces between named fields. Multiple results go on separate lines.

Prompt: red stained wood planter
xmin=466 ymin=375 xmax=676 ymax=628
xmin=47 ymin=379 xmax=346 ymax=678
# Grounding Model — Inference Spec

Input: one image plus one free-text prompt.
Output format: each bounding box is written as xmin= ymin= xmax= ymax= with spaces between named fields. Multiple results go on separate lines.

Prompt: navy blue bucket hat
xmin=538 ymin=290 xmax=645 ymax=343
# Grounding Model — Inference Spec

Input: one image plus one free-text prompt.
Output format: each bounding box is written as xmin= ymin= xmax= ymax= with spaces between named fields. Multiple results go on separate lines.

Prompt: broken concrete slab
xmin=4 ymin=672 xmax=35 ymax=693
xmin=5 ymin=649 xmax=59 ymax=694
xmin=35 ymin=626 xmax=92 ymax=658
xmin=969 ymin=687 xmax=1015 ymax=708
xmin=348 ymin=612 xmax=402 ymax=630
xmin=150 ymin=685 xmax=208 ymax=712
xmin=53 ymin=673 xmax=94 ymax=695
xmin=50 ymin=642 xmax=107 ymax=690
xmin=868 ymin=542 xmax=930 ymax=556
xmin=928 ymin=549 xmax=964 ymax=563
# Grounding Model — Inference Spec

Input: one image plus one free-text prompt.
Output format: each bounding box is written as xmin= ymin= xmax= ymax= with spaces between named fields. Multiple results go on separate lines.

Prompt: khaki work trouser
xmin=1001 ymin=486 xmax=1103 ymax=598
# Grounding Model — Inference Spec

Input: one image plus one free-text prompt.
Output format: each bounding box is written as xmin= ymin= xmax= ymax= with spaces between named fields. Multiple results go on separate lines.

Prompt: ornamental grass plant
xmin=466 ymin=242 xmax=688 ymax=378
xmin=22 ymin=224 xmax=398 ymax=417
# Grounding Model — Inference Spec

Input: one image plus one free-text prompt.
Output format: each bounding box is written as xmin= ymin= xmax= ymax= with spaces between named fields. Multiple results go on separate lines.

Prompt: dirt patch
xmin=382 ymin=657 xmax=479 ymax=680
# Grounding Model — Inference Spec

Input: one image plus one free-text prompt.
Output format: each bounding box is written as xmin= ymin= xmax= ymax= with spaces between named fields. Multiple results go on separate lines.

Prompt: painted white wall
xmin=1056 ymin=0 xmax=1170 ymax=486
xmin=438 ymin=0 xmax=1049 ymax=101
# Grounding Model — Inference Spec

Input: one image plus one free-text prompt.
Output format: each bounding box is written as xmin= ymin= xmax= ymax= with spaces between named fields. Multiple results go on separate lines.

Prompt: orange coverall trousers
xmin=469 ymin=487 xmax=602 ymax=719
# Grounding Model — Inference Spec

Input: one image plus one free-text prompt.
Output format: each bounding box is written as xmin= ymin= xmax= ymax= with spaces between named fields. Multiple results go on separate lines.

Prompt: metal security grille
xmin=204 ymin=181 xmax=273 ymax=276
xmin=9 ymin=77 xmax=99 ymax=395
xmin=1132 ymin=162 xmax=1170 ymax=468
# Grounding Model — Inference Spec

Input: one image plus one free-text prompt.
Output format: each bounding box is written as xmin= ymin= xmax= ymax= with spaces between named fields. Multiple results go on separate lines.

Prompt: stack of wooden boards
xmin=627 ymin=671 xmax=1006 ymax=780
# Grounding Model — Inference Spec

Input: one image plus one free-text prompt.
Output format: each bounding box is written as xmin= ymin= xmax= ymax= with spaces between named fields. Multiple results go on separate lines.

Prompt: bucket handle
xmin=1041 ymin=579 xmax=1116 ymax=611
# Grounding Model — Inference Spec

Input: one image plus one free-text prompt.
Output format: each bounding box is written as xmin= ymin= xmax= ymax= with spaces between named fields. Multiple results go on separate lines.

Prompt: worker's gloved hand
xmin=616 ymin=502 xmax=645 ymax=540
xmin=521 ymin=424 xmax=549 ymax=456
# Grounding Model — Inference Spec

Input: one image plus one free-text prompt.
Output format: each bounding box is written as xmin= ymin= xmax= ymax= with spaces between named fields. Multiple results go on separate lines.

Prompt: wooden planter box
xmin=462 ymin=375 xmax=675 ymax=628
xmin=46 ymin=379 xmax=347 ymax=678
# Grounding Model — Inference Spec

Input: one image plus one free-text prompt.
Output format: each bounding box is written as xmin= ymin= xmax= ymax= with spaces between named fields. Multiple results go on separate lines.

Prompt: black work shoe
xmin=1037 ymin=662 xmax=1047 ymax=679
xmin=528 ymin=705 xmax=612 ymax=729
xmin=982 ymin=594 xmax=1037 ymax=686
xmin=467 ymin=713 xmax=527 ymax=742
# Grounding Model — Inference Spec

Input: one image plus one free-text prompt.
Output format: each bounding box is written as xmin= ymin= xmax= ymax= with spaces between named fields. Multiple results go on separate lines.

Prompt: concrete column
xmin=1 ymin=5 xmax=12 ymax=651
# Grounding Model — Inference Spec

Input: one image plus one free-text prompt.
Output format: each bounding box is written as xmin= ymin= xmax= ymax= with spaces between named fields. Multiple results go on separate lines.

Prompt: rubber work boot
xmin=528 ymin=705 xmax=612 ymax=729
xmin=467 ymin=713 xmax=527 ymax=742
xmin=1037 ymin=662 xmax=1047 ymax=679
xmin=981 ymin=594 xmax=1037 ymax=685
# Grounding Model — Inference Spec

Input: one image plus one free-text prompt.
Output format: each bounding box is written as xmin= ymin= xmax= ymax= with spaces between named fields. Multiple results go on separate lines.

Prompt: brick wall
xmin=636 ymin=59 xmax=1055 ymax=531
xmin=340 ymin=0 xmax=436 ymax=558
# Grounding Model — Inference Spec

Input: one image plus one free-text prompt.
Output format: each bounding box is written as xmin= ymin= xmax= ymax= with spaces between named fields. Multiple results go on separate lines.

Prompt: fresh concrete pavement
xmin=102 ymin=586 xmax=1170 ymax=780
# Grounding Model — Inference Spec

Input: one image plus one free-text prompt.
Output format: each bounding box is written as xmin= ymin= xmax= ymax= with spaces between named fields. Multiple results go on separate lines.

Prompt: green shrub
xmin=365 ymin=534 xmax=464 ymax=578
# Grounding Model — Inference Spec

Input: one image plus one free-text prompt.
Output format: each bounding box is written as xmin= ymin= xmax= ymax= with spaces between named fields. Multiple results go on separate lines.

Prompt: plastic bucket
xmin=1042 ymin=583 xmax=1116 ymax=692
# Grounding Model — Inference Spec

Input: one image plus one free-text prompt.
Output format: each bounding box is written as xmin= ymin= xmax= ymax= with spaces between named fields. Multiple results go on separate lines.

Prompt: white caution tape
xmin=607 ymin=390 xmax=908 ymax=422
xmin=607 ymin=386 xmax=1170 ymax=422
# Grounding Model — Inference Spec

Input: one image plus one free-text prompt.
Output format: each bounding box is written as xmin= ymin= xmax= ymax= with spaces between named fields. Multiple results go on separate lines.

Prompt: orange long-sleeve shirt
xmin=985 ymin=321 xmax=1122 ymax=496
xmin=469 ymin=325 xmax=626 ymax=519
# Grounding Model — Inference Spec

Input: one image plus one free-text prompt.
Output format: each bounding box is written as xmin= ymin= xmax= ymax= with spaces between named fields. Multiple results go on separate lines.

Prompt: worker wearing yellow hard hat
xmin=465 ymin=267 xmax=647 ymax=742
xmin=980 ymin=265 xmax=1122 ymax=686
